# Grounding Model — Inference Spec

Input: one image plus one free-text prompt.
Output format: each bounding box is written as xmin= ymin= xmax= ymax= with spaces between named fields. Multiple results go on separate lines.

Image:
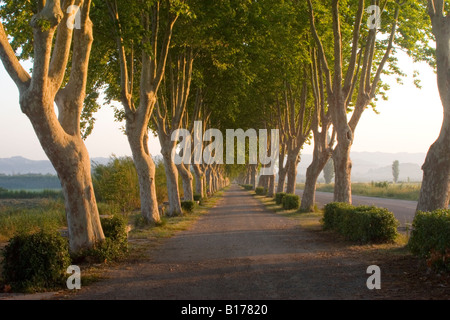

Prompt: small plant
xmin=181 ymin=201 xmax=195 ymax=213
xmin=255 ymin=187 xmax=267 ymax=195
xmin=275 ymin=192 xmax=286 ymax=205
xmin=408 ymin=209 xmax=450 ymax=271
xmin=282 ymin=194 xmax=300 ymax=210
xmin=73 ymin=215 xmax=128 ymax=263
xmin=193 ymin=194 xmax=202 ymax=201
xmin=242 ymin=184 xmax=254 ymax=190
xmin=1 ymin=230 xmax=71 ymax=292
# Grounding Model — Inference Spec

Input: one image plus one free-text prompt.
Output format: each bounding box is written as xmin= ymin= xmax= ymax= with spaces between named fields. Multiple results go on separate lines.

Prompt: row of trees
xmin=0 ymin=0 xmax=448 ymax=253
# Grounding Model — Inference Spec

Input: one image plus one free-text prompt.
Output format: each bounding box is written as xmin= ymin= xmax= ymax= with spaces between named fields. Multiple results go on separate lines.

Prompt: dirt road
xmin=68 ymin=184 xmax=422 ymax=300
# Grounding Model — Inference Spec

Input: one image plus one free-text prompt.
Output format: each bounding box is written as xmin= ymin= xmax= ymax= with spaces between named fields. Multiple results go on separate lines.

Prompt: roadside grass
xmin=296 ymin=182 xmax=421 ymax=201
xmin=0 ymin=200 xmax=66 ymax=242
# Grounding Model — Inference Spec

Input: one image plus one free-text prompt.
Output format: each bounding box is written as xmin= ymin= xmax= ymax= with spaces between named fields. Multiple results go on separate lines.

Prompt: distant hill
xmin=0 ymin=156 xmax=110 ymax=175
xmin=0 ymin=152 xmax=426 ymax=183
xmin=297 ymin=152 xmax=425 ymax=183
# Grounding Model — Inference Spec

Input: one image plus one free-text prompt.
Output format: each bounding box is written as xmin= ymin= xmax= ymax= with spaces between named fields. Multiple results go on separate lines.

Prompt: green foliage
xmin=0 ymin=188 xmax=62 ymax=200
xmin=0 ymin=201 xmax=66 ymax=242
xmin=372 ymin=181 xmax=390 ymax=189
xmin=74 ymin=215 xmax=128 ymax=263
xmin=275 ymin=192 xmax=286 ymax=205
xmin=408 ymin=209 xmax=450 ymax=271
xmin=323 ymin=203 xmax=399 ymax=244
xmin=242 ymin=184 xmax=254 ymax=190
xmin=193 ymin=194 xmax=202 ymax=201
xmin=181 ymin=201 xmax=195 ymax=213
xmin=392 ymin=160 xmax=400 ymax=183
xmin=1 ymin=230 xmax=71 ymax=292
xmin=282 ymin=194 xmax=300 ymax=210
xmin=92 ymin=157 xmax=140 ymax=213
xmin=323 ymin=158 xmax=334 ymax=184
xmin=255 ymin=187 xmax=267 ymax=196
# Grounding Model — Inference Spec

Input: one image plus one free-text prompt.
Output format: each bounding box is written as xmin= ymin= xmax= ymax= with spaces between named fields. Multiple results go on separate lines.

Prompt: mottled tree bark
xmin=0 ymin=0 xmax=104 ymax=252
xmin=106 ymin=1 xmax=178 ymax=223
xmin=308 ymin=0 xmax=398 ymax=203
xmin=417 ymin=1 xmax=450 ymax=211
xmin=178 ymin=162 xmax=194 ymax=201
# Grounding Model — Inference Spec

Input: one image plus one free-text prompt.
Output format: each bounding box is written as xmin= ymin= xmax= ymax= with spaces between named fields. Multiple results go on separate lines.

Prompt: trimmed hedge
xmin=242 ymin=184 xmax=254 ymax=190
xmin=275 ymin=192 xmax=286 ymax=205
xmin=193 ymin=194 xmax=202 ymax=201
xmin=1 ymin=230 xmax=71 ymax=292
xmin=408 ymin=209 xmax=450 ymax=271
xmin=255 ymin=187 xmax=267 ymax=195
xmin=282 ymin=194 xmax=300 ymax=210
xmin=181 ymin=200 xmax=196 ymax=213
xmin=323 ymin=202 xmax=398 ymax=244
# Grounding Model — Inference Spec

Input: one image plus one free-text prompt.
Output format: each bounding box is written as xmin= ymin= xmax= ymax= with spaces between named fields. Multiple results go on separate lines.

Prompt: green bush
xmin=74 ymin=215 xmax=128 ymax=263
xmin=255 ymin=187 xmax=267 ymax=195
xmin=282 ymin=194 xmax=300 ymax=210
xmin=275 ymin=192 xmax=286 ymax=205
xmin=408 ymin=209 xmax=450 ymax=271
xmin=193 ymin=194 xmax=202 ymax=201
xmin=92 ymin=157 xmax=140 ymax=213
xmin=242 ymin=184 xmax=254 ymax=190
xmin=1 ymin=230 xmax=71 ymax=292
xmin=181 ymin=201 xmax=195 ymax=213
xmin=323 ymin=202 xmax=398 ymax=243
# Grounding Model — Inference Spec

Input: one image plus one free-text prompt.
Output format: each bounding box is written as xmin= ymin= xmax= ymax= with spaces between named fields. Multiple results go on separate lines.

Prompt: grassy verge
xmin=296 ymin=182 xmax=421 ymax=201
xmin=0 ymin=200 xmax=66 ymax=242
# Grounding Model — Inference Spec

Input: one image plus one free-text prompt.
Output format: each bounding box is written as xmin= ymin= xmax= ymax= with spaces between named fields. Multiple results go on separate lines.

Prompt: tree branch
xmin=307 ymin=0 xmax=333 ymax=96
xmin=49 ymin=0 xmax=76 ymax=94
xmin=0 ymin=23 xmax=31 ymax=93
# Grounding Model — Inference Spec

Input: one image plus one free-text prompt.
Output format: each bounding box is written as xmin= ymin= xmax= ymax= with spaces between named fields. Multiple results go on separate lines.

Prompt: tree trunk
xmin=38 ymin=128 xmax=104 ymax=253
xmin=300 ymin=153 xmax=331 ymax=212
xmin=206 ymin=166 xmax=213 ymax=196
xmin=0 ymin=1 xmax=106 ymax=253
xmin=286 ymin=152 xmax=300 ymax=194
xmin=250 ymin=164 xmax=257 ymax=189
xmin=162 ymin=150 xmax=182 ymax=216
xmin=277 ymin=165 xmax=288 ymax=193
xmin=417 ymin=8 xmax=450 ymax=211
xmin=177 ymin=162 xmax=194 ymax=201
xmin=192 ymin=164 xmax=205 ymax=198
xmin=333 ymin=133 xmax=353 ymax=203
xmin=267 ymin=174 xmax=275 ymax=197
xmin=127 ymin=126 xmax=161 ymax=223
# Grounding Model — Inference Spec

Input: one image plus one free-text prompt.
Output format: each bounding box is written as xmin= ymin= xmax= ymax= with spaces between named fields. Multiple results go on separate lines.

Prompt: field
xmin=297 ymin=182 xmax=421 ymax=201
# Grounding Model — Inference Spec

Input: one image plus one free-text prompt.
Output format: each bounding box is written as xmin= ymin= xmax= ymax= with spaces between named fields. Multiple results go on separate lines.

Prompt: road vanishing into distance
xmin=296 ymin=189 xmax=417 ymax=230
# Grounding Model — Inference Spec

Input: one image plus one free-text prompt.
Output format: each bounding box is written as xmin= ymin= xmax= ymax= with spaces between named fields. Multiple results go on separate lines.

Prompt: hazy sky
xmin=0 ymin=52 xmax=443 ymax=161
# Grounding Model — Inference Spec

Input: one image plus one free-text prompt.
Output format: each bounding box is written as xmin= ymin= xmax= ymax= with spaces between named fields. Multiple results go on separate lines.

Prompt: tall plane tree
xmin=101 ymin=0 xmax=181 ymax=223
xmin=308 ymin=0 xmax=400 ymax=203
xmin=417 ymin=0 xmax=450 ymax=211
xmin=0 ymin=0 xmax=104 ymax=252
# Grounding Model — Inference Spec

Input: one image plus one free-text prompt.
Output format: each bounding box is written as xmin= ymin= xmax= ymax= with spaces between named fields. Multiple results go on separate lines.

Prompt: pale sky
xmin=0 ymin=52 xmax=443 ymax=161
